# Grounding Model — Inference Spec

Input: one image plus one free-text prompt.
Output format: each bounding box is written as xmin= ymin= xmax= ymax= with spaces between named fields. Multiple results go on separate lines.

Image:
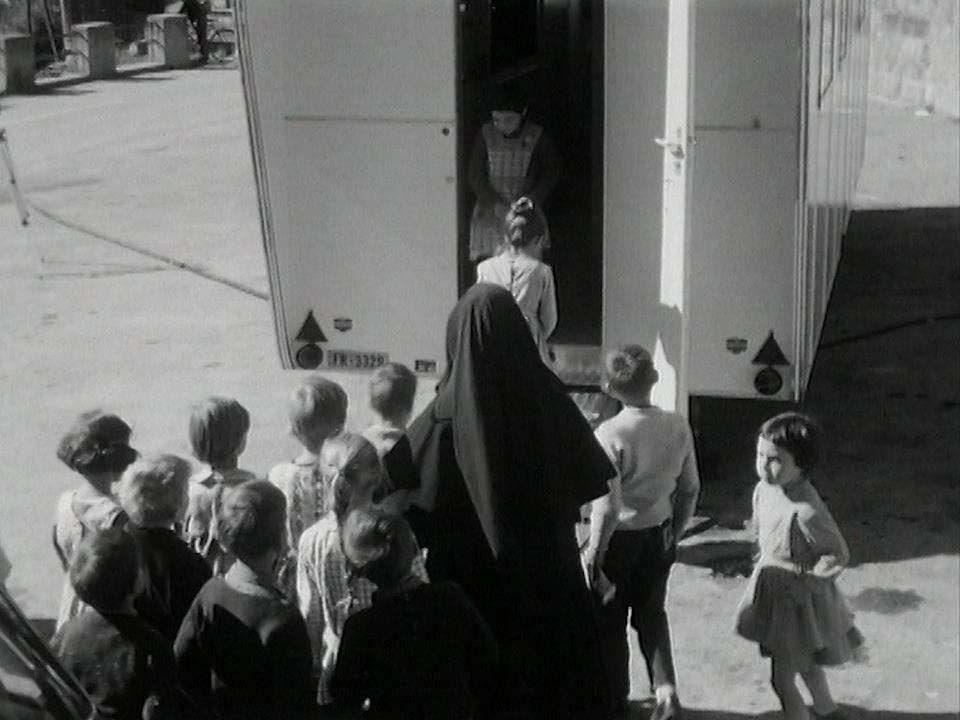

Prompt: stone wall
xmin=870 ymin=0 xmax=960 ymax=117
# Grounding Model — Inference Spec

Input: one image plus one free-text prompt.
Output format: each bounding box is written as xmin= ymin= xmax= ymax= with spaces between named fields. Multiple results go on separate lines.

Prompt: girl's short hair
xmin=217 ymin=480 xmax=286 ymax=561
xmin=287 ymin=376 xmax=348 ymax=442
xmin=602 ymin=345 xmax=657 ymax=401
xmin=504 ymin=197 xmax=546 ymax=248
xmin=69 ymin=527 xmax=140 ymax=612
xmin=117 ymin=454 xmax=192 ymax=528
xmin=369 ymin=363 xmax=417 ymax=423
xmin=188 ymin=396 xmax=250 ymax=466
xmin=759 ymin=412 xmax=823 ymax=473
xmin=56 ymin=409 xmax=138 ymax=475
xmin=321 ymin=433 xmax=389 ymax=520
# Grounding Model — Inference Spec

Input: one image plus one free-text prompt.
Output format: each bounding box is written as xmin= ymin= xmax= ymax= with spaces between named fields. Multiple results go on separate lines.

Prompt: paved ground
xmin=1 ymin=70 xmax=958 ymax=718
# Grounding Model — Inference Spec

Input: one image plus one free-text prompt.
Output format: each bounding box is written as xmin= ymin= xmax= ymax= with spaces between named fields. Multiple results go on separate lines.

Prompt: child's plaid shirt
xmin=296 ymin=512 xmax=427 ymax=705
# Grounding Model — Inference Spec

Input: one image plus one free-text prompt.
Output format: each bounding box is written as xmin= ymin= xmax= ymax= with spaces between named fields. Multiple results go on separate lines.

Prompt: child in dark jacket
xmin=51 ymin=526 xmax=178 ymax=720
xmin=174 ymin=480 xmax=317 ymax=720
xmin=116 ymin=453 xmax=212 ymax=642
xmin=361 ymin=362 xmax=422 ymax=514
xmin=331 ymin=508 xmax=498 ymax=720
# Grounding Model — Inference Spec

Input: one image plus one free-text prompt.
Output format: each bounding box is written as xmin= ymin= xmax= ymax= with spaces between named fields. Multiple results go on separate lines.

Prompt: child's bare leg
xmin=770 ymin=655 xmax=810 ymax=720
xmin=799 ymin=664 xmax=837 ymax=717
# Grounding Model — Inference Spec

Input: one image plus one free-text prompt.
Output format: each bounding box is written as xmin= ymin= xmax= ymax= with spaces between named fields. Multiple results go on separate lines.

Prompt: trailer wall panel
xmin=688 ymin=131 xmax=799 ymax=397
xmin=687 ymin=0 xmax=800 ymax=398
xmin=602 ymin=1 xmax=669 ymax=360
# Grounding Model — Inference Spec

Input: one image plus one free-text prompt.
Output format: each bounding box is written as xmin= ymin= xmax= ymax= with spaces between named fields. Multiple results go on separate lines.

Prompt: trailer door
xmin=658 ymin=0 xmax=695 ymax=409
xmin=603 ymin=0 xmax=695 ymax=413
xmin=237 ymin=1 xmax=458 ymax=373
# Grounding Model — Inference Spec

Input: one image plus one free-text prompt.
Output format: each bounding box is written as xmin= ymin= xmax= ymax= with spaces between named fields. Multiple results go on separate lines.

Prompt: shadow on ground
xmin=626 ymin=699 xmax=958 ymax=720
xmin=690 ymin=207 xmax=960 ymax=570
xmin=676 ymin=709 xmax=957 ymax=720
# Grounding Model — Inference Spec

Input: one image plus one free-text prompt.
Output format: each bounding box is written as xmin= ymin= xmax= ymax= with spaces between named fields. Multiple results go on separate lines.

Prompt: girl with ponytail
xmin=295 ymin=433 xmax=428 ymax=711
xmin=476 ymin=196 xmax=559 ymax=367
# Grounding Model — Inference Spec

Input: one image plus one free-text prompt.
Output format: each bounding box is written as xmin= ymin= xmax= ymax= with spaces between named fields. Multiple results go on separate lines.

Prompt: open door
xmin=602 ymin=0 xmax=695 ymax=414
xmin=236 ymin=1 xmax=458 ymax=374
xmin=655 ymin=0 xmax=695 ymax=411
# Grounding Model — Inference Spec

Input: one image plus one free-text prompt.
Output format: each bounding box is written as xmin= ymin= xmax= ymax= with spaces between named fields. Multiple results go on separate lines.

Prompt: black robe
xmin=408 ymin=283 xmax=616 ymax=720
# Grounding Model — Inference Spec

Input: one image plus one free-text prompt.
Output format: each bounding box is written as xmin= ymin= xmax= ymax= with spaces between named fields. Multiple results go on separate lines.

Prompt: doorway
xmin=457 ymin=0 xmax=603 ymax=347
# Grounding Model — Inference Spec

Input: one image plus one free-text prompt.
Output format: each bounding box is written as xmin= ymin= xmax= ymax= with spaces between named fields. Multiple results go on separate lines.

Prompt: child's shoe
xmin=813 ymin=711 xmax=846 ymax=720
xmin=649 ymin=695 xmax=682 ymax=720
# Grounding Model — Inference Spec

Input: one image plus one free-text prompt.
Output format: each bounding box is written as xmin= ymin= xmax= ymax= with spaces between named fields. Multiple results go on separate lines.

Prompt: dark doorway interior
xmin=457 ymin=0 xmax=602 ymax=346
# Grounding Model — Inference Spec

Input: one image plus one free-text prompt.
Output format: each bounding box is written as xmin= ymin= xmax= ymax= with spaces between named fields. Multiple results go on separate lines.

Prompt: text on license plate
xmin=327 ymin=350 xmax=390 ymax=370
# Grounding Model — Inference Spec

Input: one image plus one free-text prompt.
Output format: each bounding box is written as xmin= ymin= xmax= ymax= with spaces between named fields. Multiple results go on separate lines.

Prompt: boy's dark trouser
xmin=598 ymin=524 xmax=678 ymax=706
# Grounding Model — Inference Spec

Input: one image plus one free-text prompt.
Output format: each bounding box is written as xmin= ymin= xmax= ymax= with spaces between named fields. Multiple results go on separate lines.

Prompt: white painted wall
xmin=236 ymin=0 xmax=870 ymax=402
xmin=797 ymin=0 xmax=870 ymax=392
xmin=238 ymin=0 xmax=458 ymax=373
xmin=602 ymin=0 xmax=673 ymax=401
xmin=687 ymin=0 xmax=800 ymax=398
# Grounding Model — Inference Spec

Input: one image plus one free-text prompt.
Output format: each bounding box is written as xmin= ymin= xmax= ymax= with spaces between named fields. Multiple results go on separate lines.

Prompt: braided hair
xmin=503 ymin=197 xmax=546 ymax=249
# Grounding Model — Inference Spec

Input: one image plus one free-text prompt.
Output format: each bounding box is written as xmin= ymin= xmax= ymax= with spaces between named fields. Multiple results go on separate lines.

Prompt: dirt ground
xmin=1 ymin=72 xmax=958 ymax=717
xmin=675 ymin=101 xmax=960 ymax=718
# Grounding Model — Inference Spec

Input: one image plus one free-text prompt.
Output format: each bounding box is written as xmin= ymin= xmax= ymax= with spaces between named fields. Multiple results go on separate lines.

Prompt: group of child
xmin=583 ymin=348 xmax=862 ymax=720
xmin=47 ymin=364 xmax=495 ymax=719
xmin=42 ymin=340 xmax=862 ymax=720
xmin=465 ymin=88 xmax=861 ymax=720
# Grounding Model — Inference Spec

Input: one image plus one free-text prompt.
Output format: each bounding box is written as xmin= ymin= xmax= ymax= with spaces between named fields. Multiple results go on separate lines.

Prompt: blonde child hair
xmin=188 ymin=397 xmax=250 ymax=468
xmin=117 ymin=454 xmax=192 ymax=529
xmin=288 ymin=376 xmax=348 ymax=450
xmin=320 ymin=433 xmax=391 ymax=521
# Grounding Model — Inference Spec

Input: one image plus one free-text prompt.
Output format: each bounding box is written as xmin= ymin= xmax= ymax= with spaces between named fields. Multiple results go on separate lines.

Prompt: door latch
xmin=654 ymin=137 xmax=685 ymax=160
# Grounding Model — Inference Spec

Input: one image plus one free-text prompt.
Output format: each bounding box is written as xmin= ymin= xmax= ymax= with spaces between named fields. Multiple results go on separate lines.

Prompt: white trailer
xmin=235 ymin=0 xmax=869 ymax=416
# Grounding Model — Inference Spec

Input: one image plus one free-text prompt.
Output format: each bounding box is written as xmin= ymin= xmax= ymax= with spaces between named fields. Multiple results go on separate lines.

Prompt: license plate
xmin=326 ymin=350 xmax=389 ymax=370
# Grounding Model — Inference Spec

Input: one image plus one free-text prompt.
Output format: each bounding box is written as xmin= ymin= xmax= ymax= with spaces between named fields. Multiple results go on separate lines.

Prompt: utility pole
xmin=58 ymin=0 xmax=72 ymax=58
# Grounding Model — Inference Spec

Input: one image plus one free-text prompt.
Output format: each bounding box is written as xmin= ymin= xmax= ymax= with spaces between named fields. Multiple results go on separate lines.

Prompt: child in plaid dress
xmin=331 ymin=508 xmax=498 ymax=720
xmin=296 ymin=433 xmax=427 ymax=713
xmin=268 ymin=376 xmax=349 ymax=599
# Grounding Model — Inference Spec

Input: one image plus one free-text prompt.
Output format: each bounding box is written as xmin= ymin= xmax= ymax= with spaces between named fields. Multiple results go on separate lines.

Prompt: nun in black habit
xmin=407 ymin=283 xmax=617 ymax=720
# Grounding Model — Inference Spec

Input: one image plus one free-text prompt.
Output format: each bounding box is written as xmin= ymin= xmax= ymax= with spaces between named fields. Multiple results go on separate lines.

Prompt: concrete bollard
xmin=69 ymin=22 xmax=117 ymax=79
xmin=145 ymin=13 xmax=192 ymax=69
xmin=1 ymin=34 xmax=36 ymax=94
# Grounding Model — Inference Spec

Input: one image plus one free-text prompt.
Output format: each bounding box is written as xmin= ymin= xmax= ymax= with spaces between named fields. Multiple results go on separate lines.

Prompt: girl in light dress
xmin=476 ymin=196 xmax=558 ymax=367
xmin=735 ymin=412 xmax=864 ymax=720
xmin=52 ymin=409 xmax=139 ymax=629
